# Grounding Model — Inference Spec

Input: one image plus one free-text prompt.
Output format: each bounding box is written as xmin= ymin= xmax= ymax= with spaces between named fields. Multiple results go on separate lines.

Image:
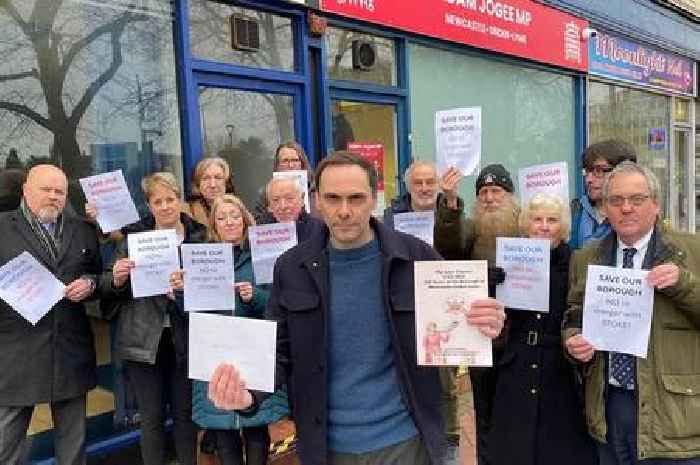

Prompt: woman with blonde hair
xmin=488 ymin=192 xmax=595 ymax=465
xmin=101 ymin=172 xmax=207 ymax=465
xmin=171 ymin=194 xmax=289 ymax=465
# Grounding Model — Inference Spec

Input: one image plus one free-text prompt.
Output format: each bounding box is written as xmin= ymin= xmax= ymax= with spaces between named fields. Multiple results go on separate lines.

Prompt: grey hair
xmin=404 ymin=160 xmax=437 ymax=186
xmin=518 ymin=192 xmax=570 ymax=243
xmin=266 ymin=176 xmax=302 ymax=200
xmin=602 ymin=161 xmax=660 ymax=201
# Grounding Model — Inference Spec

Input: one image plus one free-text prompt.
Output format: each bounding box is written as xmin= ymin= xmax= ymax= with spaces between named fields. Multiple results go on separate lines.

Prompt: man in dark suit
xmin=0 ymin=164 xmax=101 ymax=465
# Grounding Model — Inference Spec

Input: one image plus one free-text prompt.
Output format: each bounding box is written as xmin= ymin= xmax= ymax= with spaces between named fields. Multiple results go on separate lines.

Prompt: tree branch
xmin=0 ymin=1 xmax=30 ymax=35
xmin=0 ymin=100 xmax=52 ymax=131
xmin=0 ymin=69 xmax=39 ymax=83
xmin=29 ymin=0 xmax=64 ymax=36
xmin=61 ymin=12 xmax=133 ymax=74
xmin=69 ymin=12 xmax=136 ymax=126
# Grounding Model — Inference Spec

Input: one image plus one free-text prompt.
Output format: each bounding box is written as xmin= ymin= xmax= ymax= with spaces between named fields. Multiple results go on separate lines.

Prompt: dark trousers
xmin=328 ymin=436 xmax=429 ymax=465
xmin=211 ymin=426 xmax=270 ymax=465
xmin=602 ymin=387 xmax=700 ymax=465
xmin=470 ymin=366 xmax=498 ymax=465
xmin=0 ymin=395 xmax=86 ymax=465
xmin=127 ymin=329 xmax=196 ymax=465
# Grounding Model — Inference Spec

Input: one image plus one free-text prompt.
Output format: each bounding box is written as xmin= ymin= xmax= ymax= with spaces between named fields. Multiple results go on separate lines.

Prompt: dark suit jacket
xmin=261 ymin=218 xmax=445 ymax=465
xmin=0 ymin=208 xmax=101 ymax=405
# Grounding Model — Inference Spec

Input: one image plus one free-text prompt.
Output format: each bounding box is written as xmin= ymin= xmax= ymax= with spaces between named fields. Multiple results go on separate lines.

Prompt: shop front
xmin=586 ymin=30 xmax=697 ymax=231
xmin=0 ymin=0 xmax=658 ymax=462
xmin=317 ymin=0 xmax=590 ymax=211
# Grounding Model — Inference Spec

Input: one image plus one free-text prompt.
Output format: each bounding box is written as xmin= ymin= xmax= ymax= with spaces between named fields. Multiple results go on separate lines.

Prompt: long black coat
xmin=258 ymin=219 xmax=445 ymax=465
xmin=0 ymin=208 xmax=101 ymax=405
xmin=489 ymin=243 xmax=596 ymax=465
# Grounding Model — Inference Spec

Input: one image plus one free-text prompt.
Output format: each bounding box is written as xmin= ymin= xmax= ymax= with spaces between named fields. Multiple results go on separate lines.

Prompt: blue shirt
xmin=326 ymin=239 xmax=418 ymax=453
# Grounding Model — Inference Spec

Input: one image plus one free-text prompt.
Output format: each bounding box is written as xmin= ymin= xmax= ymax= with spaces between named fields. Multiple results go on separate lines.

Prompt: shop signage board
xmin=318 ymin=0 xmax=588 ymax=72
xmin=589 ymin=32 xmax=697 ymax=97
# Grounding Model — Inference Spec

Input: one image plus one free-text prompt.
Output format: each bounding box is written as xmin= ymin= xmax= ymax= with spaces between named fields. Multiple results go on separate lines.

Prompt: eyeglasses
xmin=582 ymin=165 xmax=613 ymax=177
xmin=605 ymin=194 xmax=651 ymax=207
xmin=278 ymin=158 xmax=301 ymax=167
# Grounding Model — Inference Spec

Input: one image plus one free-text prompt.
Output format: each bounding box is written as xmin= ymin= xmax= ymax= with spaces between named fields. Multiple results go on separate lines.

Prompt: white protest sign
xmin=435 ymin=107 xmax=482 ymax=176
xmin=188 ymin=313 xmax=277 ymax=392
xmin=415 ymin=260 xmax=492 ymax=367
xmin=496 ymin=238 xmax=551 ymax=312
xmin=0 ymin=252 xmax=66 ymax=325
xmin=394 ymin=211 xmax=435 ymax=246
xmin=273 ymin=170 xmax=310 ymax=213
xmin=582 ymin=265 xmax=654 ymax=357
xmin=518 ymin=162 xmax=569 ymax=205
xmin=181 ymin=243 xmax=234 ymax=312
xmin=80 ymin=170 xmax=140 ymax=232
xmin=127 ymin=229 xmax=180 ymax=298
xmin=249 ymin=222 xmax=297 ymax=285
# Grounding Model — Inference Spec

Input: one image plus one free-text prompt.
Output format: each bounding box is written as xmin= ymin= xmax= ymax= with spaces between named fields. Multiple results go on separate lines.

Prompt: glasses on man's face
xmin=582 ymin=165 xmax=613 ymax=177
xmin=605 ymin=194 xmax=651 ymax=207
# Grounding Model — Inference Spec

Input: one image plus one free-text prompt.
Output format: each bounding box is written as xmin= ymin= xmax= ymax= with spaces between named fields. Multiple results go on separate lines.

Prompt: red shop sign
xmin=318 ymin=0 xmax=589 ymax=72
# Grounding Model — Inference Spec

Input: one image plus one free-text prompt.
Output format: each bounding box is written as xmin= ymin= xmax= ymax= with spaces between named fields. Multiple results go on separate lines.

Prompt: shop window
xmin=332 ymin=100 xmax=398 ymax=215
xmin=0 ymin=0 xmax=182 ymax=457
xmin=188 ymin=0 xmax=295 ymax=72
xmin=588 ymin=82 xmax=671 ymax=219
xmin=0 ymin=0 xmax=183 ymax=215
xmin=326 ymin=26 xmax=397 ymax=87
xmin=409 ymin=44 xmax=575 ymax=211
xmin=198 ymin=88 xmax=294 ymax=208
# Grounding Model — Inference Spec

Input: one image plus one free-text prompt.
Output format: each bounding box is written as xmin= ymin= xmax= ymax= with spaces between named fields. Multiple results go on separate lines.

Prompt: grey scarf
xmin=20 ymin=199 xmax=65 ymax=261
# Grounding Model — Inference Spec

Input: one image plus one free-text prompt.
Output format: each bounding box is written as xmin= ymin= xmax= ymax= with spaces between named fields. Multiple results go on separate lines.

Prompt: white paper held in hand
xmin=0 ymin=251 xmax=66 ymax=325
xmin=188 ymin=313 xmax=277 ymax=393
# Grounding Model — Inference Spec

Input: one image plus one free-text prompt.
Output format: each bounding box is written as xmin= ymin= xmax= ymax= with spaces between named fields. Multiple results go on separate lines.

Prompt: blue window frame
xmin=174 ymin=0 xmax=313 ymax=192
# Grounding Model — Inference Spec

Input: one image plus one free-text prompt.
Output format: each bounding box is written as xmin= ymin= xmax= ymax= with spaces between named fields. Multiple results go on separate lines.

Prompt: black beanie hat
xmin=475 ymin=164 xmax=514 ymax=194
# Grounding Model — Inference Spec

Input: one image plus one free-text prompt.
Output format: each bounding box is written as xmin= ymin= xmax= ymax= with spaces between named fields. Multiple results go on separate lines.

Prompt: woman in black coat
xmin=489 ymin=193 xmax=596 ymax=465
xmin=101 ymin=172 xmax=207 ymax=465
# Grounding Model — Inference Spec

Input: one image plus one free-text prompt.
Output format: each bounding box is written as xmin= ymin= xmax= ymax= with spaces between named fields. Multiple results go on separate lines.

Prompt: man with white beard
xmin=435 ymin=163 xmax=518 ymax=465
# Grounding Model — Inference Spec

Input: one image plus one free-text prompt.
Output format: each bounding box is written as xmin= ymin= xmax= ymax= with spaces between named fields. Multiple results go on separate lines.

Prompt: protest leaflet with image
xmin=496 ymin=237 xmax=551 ymax=312
xmin=181 ymin=243 xmax=234 ymax=312
xmin=435 ymin=107 xmax=482 ymax=176
xmin=79 ymin=170 xmax=140 ymax=232
xmin=0 ymin=252 xmax=66 ymax=325
xmin=273 ymin=170 xmax=310 ymax=213
xmin=582 ymin=265 xmax=654 ymax=357
xmin=189 ymin=312 xmax=277 ymax=392
xmin=518 ymin=161 xmax=570 ymax=205
xmin=415 ymin=260 xmax=491 ymax=366
xmin=394 ymin=211 xmax=435 ymax=246
xmin=127 ymin=229 xmax=180 ymax=298
xmin=249 ymin=222 xmax=297 ymax=285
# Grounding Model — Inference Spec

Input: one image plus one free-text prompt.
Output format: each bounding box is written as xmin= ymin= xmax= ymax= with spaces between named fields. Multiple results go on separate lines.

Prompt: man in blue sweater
xmin=208 ymin=152 xmax=506 ymax=465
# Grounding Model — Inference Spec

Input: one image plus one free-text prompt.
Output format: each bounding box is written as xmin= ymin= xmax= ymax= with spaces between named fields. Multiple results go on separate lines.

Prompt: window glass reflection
xmin=189 ymin=0 xmax=295 ymax=72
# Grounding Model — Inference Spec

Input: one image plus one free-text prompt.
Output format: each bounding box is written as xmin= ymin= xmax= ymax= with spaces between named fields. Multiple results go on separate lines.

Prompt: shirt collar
xmin=617 ymin=228 xmax=653 ymax=251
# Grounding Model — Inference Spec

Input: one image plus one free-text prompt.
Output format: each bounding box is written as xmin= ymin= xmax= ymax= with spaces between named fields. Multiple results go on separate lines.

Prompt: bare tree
xmin=0 ymin=0 xmax=147 ymax=177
